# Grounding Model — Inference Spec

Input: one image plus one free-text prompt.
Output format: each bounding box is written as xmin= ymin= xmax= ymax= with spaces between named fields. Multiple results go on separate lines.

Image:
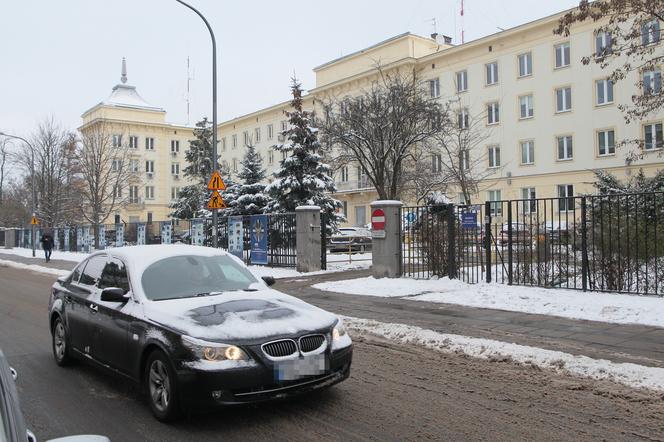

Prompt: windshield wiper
xmin=192 ymin=291 xmax=223 ymax=297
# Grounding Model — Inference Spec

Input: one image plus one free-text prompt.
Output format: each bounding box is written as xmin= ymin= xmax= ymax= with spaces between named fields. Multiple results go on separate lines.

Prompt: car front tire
xmin=52 ymin=317 xmax=73 ymax=366
xmin=145 ymin=350 xmax=181 ymax=422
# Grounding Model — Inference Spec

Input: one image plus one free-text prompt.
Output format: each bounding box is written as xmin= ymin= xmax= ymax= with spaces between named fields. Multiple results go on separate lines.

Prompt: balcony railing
xmin=335 ymin=178 xmax=372 ymax=192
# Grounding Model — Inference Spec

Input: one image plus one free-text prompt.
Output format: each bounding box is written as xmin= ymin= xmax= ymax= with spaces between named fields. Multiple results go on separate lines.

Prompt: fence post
xmin=295 ymin=206 xmax=322 ymax=272
xmin=447 ymin=204 xmax=457 ymax=279
xmin=507 ymin=202 xmax=513 ymax=285
xmin=581 ymin=197 xmax=589 ymax=292
xmin=484 ymin=201 xmax=492 ymax=283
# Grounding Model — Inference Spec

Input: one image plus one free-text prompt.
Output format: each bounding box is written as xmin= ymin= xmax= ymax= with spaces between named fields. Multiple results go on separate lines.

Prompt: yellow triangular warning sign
xmin=30 ymin=216 xmax=39 ymax=225
xmin=207 ymin=190 xmax=226 ymax=210
xmin=207 ymin=170 xmax=226 ymax=190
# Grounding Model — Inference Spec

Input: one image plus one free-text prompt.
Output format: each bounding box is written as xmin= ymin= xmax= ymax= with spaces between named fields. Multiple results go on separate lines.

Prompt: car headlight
xmin=332 ymin=319 xmax=352 ymax=351
xmin=182 ymin=336 xmax=250 ymax=361
xmin=332 ymin=321 xmax=347 ymax=341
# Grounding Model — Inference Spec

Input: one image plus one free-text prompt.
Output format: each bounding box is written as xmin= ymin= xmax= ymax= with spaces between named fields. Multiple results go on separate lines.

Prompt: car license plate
xmin=275 ymin=353 xmax=328 ymax=381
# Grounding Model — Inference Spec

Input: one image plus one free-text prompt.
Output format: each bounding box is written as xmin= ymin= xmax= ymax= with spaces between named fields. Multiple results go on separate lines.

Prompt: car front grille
xmin=299 ymin=334 xmax=326 ymax=353
xmin=262 ymin=339 xmax=298 ymax=358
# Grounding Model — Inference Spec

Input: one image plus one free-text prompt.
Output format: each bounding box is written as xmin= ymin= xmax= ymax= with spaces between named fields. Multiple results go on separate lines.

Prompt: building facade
xmin=82 ymin=8 xmax=664 ymax=226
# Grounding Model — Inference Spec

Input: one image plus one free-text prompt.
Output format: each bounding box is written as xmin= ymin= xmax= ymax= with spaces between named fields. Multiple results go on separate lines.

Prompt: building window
xmin=432 ymin=154 xmax=442 ymax=172
xmin=145 ymin=186 xmax=154 ymax=200
xmin=340 ymin=166 xmax=349 ymax=182
xmin=557 ymin=135 xmax=573 ymax=160
xmin=487 ymin=102 xmax=500 ymax=125
xmin=644 ymin=122 xmax=664 ymax=150
xmin=255 ymin=127 xmax=261 ymax=143
xmin=342 ymin=201 xmax=348 ymax=216
xmin=129 ymin=186 xmax=139 ymax=204
xmin=485 ymin=62 xmax=498 ymax=85
xmin=232 ymin=158 xmax=237 ymax=172
xmin=518 ymin=52 xmax=532 ymax=77
xmin=281 ymin=151 xmax=287 ymax=161
xmin=243 ymin=131 xmax=250 ymax=146
xmin=595 ymin=31 xmax=612 ymax=57
xmin=112 ymin=185 xmax=122 ymax=199
xmin=488 ymin=190 xmax=502 ymax=216
xmin=556 ymin=87 xmax=572 ymax=113
xmin=521 ymin=187 xmax=537 ymax=213
xmin=643 ymin=68 xmax=662 ymax=95
xmin=456 ymin=70 xmax=468 ymax=92
xmin=596 ymin=79 xmax=614 ymax=105
xmin=111 ymin=159 xmax=122 ymax=172
xmin=145 ymin=137 xmax=154 ymax=150
xmin=171 ymin=163 xmax=180 ymax=175
xmin=268 ymin=124 xmax=274 ymax=140
xmin=112 ymin=134 xmax=122 ymax=148
xmin=460 ymin=149 xmax=470 ymax=171
xmin=128 ymin=135 xmax=138 ymax=149
xmin=520 ymin=140 xmax=535 ymax=165
xmin=597 ymin=129 xmax=615 ymax=156
xmin=642 ymin=18 xmax=661 ymax=46
xmin=558 ymin=184 xmax=574 ymax=212
xmin=145 ymin=160 xmax=154 ymax=173
xmin=457 ymin=108 xmax=469 ymax=129
xmin=519 ymin=95 xmax=534 ymax=119
xmin=268 ymin=149 xmax=274 ymax=164
xmin=458 ymin=193 xmax=470 ymax=205
xmin=281 ymin=120 xmax=288 ymax=132
xmin=554 ymin=42 xmax=570 ymax=68
xmin=428 ymin=78 xmax=440 ymax=98
xmin=221 ymin=137 xmax=226 ymax=151
xmin=488 ymin=145 xmax=500 ymax=168
xmin=130 ymin=159 xmax=139 ymax=173
xmin=171 ymin=140 xmax=180 ymax=153
xmin=232 ymin=134 xmax=237 ymax=148
xmin=171 ymin=187 xmax=180 ymax=200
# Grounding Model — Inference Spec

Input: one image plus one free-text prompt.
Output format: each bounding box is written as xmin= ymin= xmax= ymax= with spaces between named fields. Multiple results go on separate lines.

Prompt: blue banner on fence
xmin=116 ymin=224 xmax=124 ymax=247
xmin=229 ymin=216 xmax=244 ymax=260
xmin=161 ymin=222 xmax=172 ymax=244
xmin=461 ymin=211 xmax=478 ymax=229
xmin=63 ymin=229 xmax=70 ymax=251
xmin=137 ymin=224 xmax=146 ymax=245
xmin=98 ymin=225 xmax=106 ymax=249
xmin=191 ymin=220 xmax=204 ymax=246
xmin=250 ymin=215 xmax=268 ymax=265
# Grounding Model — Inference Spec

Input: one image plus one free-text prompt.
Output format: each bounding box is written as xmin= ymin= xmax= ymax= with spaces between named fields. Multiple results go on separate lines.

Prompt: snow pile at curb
xmin=315 ymin=276 xmax=664 ymax=328
xmin=0 ymin=248 xmax=86 ymax=262
xmin=0 ymin=259 xmax=70 ymax=277
xmin=343 ymin=316 xmax=664 ymax=393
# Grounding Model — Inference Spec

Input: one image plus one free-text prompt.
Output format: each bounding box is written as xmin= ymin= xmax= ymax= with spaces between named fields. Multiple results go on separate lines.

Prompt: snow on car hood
xmin=142 ymin=288 xmax=337 ymax=342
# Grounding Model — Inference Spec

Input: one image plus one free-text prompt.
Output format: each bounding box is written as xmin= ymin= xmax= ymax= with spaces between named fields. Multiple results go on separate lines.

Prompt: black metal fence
xmin=401 ymin=192 xmax=664 ymax=296
xmin=12 ymin=213 xmax=297 ymax=268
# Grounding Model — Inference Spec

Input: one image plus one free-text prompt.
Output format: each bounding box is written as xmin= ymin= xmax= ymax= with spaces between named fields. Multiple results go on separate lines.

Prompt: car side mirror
xmin=262 ymin=276 xmax=276 ymax=287
xmin=57 ymin=276 xmax=67 ymax=284
xmin=100 ymin=287 xmax=128 ymax=303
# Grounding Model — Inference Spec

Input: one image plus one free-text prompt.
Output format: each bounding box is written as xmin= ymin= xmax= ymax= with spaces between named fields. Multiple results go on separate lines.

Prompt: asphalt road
xmin=2 ymin=265 xmax=664 ymax=441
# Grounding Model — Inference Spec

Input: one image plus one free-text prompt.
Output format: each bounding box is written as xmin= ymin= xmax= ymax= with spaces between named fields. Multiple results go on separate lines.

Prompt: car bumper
xmin=175 ymin=345 xmax=352 ymax=409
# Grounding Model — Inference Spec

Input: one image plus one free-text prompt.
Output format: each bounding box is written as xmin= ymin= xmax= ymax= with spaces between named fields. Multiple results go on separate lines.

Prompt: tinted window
xmin=78 ymin=256 xmax=106 ymax=287
xmin=98 ymin=258 xmax=130 ymax=294
xmin=69 ymin=262 xmax=85 ymax=283
xmin=142 ymin=255 xmax=259 ymax=301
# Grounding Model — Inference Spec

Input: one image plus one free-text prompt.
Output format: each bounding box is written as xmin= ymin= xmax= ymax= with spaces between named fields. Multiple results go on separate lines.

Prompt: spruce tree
xmin=230 ymin=144 xmax=271 ymax=215
xmin=266 ymin=78 xmax=343 ymax=231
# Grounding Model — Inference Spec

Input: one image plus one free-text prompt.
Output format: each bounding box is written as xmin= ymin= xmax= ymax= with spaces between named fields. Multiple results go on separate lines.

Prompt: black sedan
xmin=48 ymin=245 xmax=353 ymax=421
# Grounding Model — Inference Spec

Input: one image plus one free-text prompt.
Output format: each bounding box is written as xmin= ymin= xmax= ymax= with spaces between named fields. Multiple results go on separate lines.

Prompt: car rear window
xmin=141 ymin=254 xmax=259 ymax=301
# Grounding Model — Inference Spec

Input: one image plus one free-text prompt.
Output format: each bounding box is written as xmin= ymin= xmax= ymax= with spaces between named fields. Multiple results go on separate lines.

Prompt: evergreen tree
xmin=229 ymin=144 xmax=271 ymax=215
xmin=266 ymin=78 xmax=343 ymax=230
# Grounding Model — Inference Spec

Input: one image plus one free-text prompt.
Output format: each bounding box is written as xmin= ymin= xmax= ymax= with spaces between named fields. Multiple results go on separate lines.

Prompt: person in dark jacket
xmin=40 ymin=230 xmax=54 ymax=262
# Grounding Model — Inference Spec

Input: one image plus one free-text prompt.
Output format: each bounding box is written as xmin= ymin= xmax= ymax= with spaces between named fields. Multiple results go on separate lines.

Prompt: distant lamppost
xmin=0 ymin=132 xmax=36 ymax=257
xmin=175 ymin=0 xmax=219 ymax=248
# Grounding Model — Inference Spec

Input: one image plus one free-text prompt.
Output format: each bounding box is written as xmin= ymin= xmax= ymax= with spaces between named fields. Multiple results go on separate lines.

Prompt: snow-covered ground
xmin=315 ymin=276 xmax=664 ymax=328
xmin=0 ymin=259 xmax=70 ymax=277
xmin=1 ymin=247 xmax=86 ymax=262
xmin=344 ymin=316 xmax=664 ymax=393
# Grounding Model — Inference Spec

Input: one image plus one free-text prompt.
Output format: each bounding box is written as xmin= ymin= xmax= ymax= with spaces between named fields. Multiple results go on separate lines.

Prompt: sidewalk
xmin=0 ymin=252 xmax=76 ymax=272
xmin=276 ymin=270 xmax=664 ymax=369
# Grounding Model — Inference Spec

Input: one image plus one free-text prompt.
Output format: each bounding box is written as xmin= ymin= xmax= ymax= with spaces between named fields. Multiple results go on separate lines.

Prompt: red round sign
xmin=371 ymin=208 xmax=386 ymax=231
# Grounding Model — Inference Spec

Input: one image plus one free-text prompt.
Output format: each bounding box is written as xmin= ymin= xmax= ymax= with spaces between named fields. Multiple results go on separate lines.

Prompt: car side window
xmin=69 ymin=261 xmax=85 ymax=283
xmin=78 ymin=256 xmax=107 ymax=287
xmin=98 ymin=258 xmax=130 ymax=294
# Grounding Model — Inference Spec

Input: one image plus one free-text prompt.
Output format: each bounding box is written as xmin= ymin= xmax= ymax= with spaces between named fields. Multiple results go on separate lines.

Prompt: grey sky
xmin=0 ymin=0 xmax=579 ymax=136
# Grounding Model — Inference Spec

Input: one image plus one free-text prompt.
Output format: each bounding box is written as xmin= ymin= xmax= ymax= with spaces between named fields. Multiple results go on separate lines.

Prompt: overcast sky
xmin=0 ymin=0 xmax=579 ymax=136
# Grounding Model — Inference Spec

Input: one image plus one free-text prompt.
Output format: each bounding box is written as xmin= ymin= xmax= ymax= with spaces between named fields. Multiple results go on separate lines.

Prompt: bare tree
xmin=76 ymin=123 xmax=133 ymax=248
xmin=319 ymin=67 xmax=448 ymax=200
xmin=400 ymin=145 xmax=449 ymax=205
xmin=0 ymin=139 xmax=8 ymax=206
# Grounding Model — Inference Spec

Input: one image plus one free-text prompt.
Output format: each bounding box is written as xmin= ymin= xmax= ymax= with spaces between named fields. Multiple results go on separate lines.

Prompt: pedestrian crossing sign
xmin=207 ymin=190 xmax=226 ymax=210
xmin=30 ymin=216 xmax=39 ymax=225
xmin=207 ymin=170 xmax=226 ymax=191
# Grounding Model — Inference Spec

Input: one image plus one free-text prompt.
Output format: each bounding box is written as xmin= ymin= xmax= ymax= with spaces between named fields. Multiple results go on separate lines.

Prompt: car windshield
xmin=141 ymin=254 xmax=260 ymax=301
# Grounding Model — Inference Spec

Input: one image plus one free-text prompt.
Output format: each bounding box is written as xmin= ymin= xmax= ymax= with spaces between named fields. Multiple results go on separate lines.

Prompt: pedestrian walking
xmin=40 ymin=229 xmax=54 ymax=262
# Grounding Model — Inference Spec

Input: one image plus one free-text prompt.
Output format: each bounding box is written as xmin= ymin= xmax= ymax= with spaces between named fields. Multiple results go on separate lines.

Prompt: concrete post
xmin=296 ymin=205 xmax=322 ymax=273
xmin=371 ymin=200 xmax=403 ymax=278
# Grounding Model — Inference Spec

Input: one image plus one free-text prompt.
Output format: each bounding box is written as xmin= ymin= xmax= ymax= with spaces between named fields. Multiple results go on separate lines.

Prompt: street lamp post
xmin=0 ymin=132 xmax=36 ymax=257
xmin=175 ymin=0 xmax=219 ymax=248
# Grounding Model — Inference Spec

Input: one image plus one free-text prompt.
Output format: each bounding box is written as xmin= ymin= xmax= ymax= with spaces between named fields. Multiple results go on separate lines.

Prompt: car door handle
xmin=89 ymin=303 xmax=98 ymax=312
xmin=65 ymin=296 xmax=73 ymax=303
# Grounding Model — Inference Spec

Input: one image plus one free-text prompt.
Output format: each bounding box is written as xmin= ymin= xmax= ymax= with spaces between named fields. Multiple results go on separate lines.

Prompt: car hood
xmin=142 ymin=288 xmax=337 ymax=342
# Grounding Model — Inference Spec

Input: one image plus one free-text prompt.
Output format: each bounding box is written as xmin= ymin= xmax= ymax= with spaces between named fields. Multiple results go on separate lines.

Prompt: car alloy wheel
xmin=149 ymin=360 xmax=171 ymax=412
xmin=145 ymin=350 xmax=180 ymax=421
xmin=52 ymin=318 xmax=71 ymax=366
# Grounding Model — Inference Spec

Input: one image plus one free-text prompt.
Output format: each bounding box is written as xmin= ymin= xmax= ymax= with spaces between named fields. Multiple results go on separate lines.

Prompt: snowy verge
xmin=0 ymin=248 xmax=86 ymax=262
xmin=344 ymin=316 xmax=664 ymax=393
xmin=314 ymin=276 xmax=664 ymax=329
xmin=0 ymin=259 xmax=70 ymax=277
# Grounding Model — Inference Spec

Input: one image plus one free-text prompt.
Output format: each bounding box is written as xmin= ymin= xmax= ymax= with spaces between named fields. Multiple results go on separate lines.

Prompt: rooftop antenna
xmin=185 ymin=57 xmax=195 ymax=125
xmin=427 ymin=17 xmax=437 ymax=35
xmin=460 ymin=0 xmax=466 ymax=44
xmin=121 ymin=57 xmax=127 ymax=84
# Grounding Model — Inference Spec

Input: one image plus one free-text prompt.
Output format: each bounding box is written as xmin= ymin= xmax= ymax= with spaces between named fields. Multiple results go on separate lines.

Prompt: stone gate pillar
xmin=296 ymin=205 xmax=322 ymax=273
xmin=371 ymin=200 xmax=403 ymax=278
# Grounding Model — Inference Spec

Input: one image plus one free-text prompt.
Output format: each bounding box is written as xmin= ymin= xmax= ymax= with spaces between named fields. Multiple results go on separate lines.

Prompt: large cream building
xmin=81 ymin=7 xmax=664 ymax=226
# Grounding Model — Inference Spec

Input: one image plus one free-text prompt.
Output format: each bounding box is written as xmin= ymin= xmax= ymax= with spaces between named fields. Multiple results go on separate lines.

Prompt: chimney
xmin=443 ymin=35 xmax=452 ymax=44
xmin=430 ymin=32 xmax=438 ymax=40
